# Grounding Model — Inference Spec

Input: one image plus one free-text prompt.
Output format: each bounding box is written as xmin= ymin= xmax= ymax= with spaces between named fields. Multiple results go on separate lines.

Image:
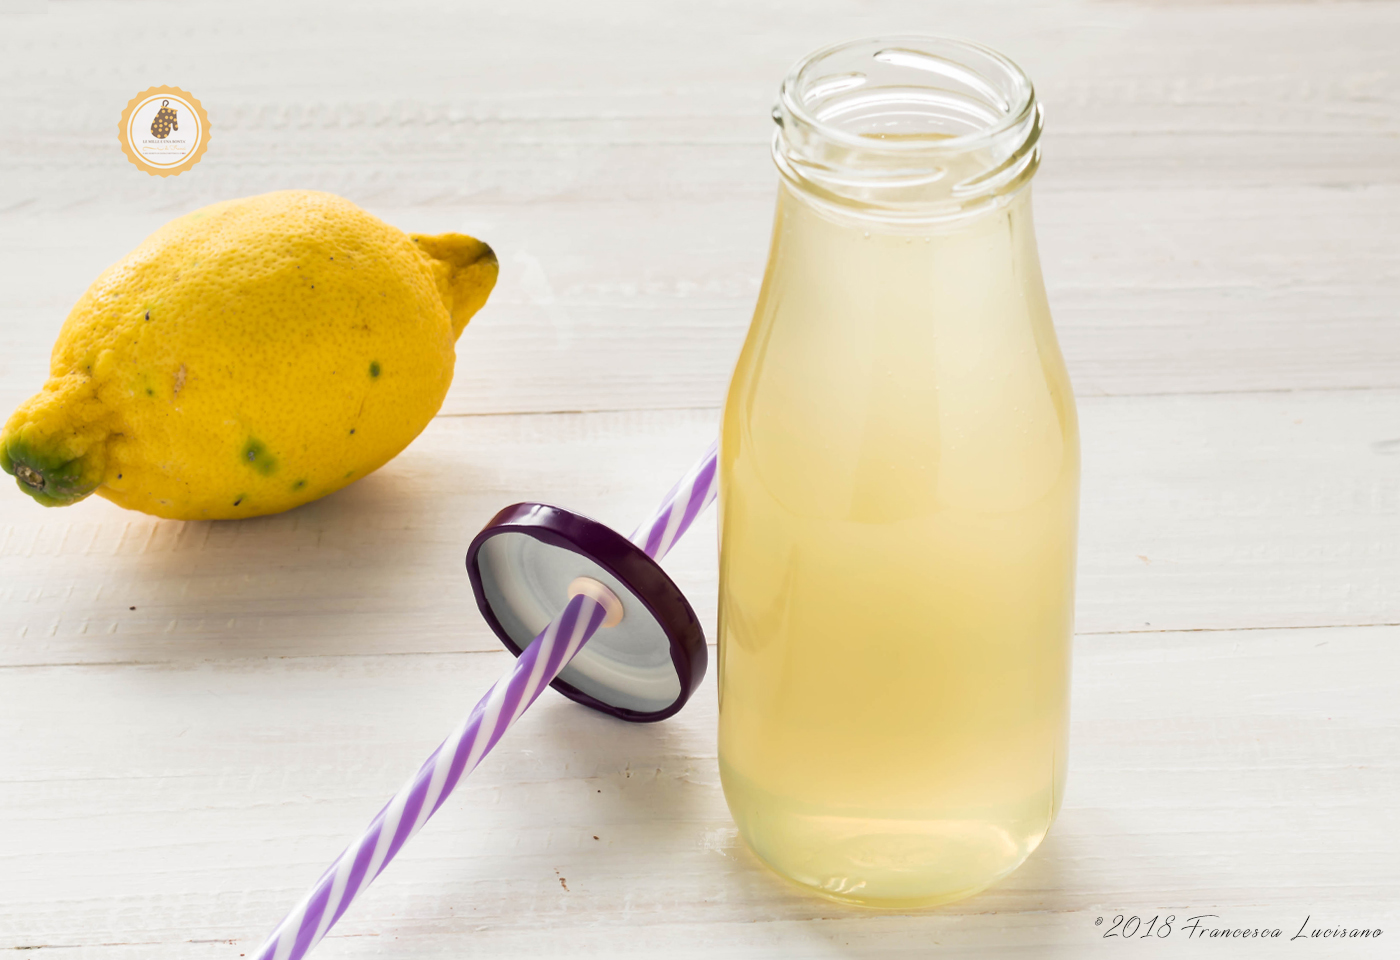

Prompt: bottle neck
xmin=771 ymin=37 xmax=1042 ymax=226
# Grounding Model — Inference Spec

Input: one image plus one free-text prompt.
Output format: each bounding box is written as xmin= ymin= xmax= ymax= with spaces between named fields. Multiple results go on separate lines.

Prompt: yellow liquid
xmin=718 ymin=183 xmax=1078 ymax=907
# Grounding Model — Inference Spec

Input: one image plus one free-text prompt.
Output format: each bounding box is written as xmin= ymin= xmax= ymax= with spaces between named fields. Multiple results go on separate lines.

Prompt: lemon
xmin=0 ymin=190 xmax=497 ymax=519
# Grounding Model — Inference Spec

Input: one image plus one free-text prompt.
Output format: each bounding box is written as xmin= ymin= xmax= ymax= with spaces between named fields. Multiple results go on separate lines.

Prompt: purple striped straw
xmin=630 ymin=437 xmax=718 ymax=560
xmin=253 ymin=441 xmax=719 ymax=960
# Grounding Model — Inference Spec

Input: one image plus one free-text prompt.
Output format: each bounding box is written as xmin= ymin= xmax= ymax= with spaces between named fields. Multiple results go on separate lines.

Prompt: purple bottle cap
xmin=466 ymin=503 xmax=708 ymax=722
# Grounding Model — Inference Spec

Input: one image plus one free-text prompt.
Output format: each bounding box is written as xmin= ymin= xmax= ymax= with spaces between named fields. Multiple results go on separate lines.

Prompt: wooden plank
xmin=2 ymin=624 xmax=1395 ymax=955
xmin=2 ymin=184 xmax=1398 ymax=420
xmin=0 ymin=1 xmax=1396 ymax=210
xmin=0 ymin=406 xmax=719 ymax=668
xmin=1 ymin=389 xmax=1396 ymax=669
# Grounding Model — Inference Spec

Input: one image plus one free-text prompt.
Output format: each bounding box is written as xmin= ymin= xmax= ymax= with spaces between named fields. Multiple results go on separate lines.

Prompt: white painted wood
xmin=1 ymin=391 xmax=1395 ymax=669
xmin=1 ymin=0 xmax=1397 ymax=212
xmin=3 ymin=187 xmax=1399 ymax=418
xmin=2 ymin=1 xmax=1399 ymax=414
xmin=0 ymin=0 xmax=1397 ymax=956
xmin=3 ymin=626 xmax=1396 ymax=955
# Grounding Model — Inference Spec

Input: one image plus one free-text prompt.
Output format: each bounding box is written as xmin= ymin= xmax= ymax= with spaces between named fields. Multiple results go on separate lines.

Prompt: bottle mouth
xmin=773 ymin=36 xmax=1042 ymax=220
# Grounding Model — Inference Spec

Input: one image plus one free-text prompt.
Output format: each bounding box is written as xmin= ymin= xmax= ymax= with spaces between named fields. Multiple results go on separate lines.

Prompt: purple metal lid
xmin=465 ymin=502 xmax=708 ymax=723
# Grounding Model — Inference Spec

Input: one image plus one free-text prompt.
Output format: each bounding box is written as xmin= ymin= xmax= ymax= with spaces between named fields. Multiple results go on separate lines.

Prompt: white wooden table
xmin=2 ymin=2 xmax=1397 ymax=956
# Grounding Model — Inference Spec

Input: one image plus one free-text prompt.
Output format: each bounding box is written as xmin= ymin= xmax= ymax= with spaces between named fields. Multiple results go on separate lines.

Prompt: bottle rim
xmin=773 ymin=35 xmax=1042 ymax=219
xmin=778 ymin=34 xmax=1037 ymax=154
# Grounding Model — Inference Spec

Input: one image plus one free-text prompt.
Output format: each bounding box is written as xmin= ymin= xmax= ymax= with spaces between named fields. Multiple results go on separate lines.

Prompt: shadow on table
xmin=69 ymin=456 xmax=504 ymax=663
xmin=516 ymin=694 xmax=1090 ymax=952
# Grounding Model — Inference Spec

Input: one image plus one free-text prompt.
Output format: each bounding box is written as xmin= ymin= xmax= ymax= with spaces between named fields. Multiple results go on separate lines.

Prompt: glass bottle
xmin=718 ymin=36 xmax=1078 ymax=907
